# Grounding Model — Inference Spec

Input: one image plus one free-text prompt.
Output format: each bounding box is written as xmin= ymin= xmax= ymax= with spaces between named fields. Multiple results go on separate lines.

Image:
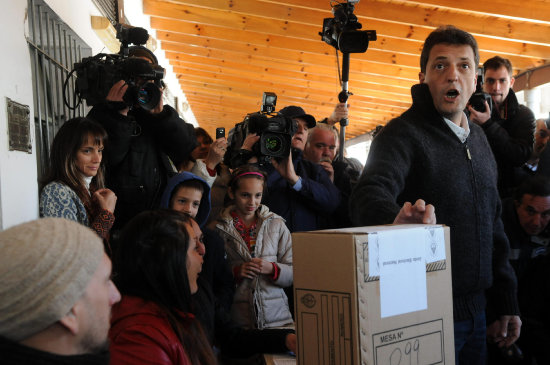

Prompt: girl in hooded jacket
xmin=215 ymin=164 xmax=293 ymax=330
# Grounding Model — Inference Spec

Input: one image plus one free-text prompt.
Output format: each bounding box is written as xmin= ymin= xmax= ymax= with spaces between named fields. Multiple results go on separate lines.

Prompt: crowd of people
xmin=1 ymin=25 xmax=549 ymax=365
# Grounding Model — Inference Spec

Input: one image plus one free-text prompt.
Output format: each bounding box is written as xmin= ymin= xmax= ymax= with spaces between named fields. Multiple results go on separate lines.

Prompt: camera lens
xmin=264 ymin=135 xmax=283 ymax=154
xmin=136 ymin=82 xmax=161 ymax=110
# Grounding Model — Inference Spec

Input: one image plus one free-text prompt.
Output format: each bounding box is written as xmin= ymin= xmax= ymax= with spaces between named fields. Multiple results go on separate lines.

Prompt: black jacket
xmin=0 ymin=336 xmax=109 ymax=365
xmin=501 ymin=197 xmax=550 ymax=282
xmin=263 ymin=149 xmax=341 ymax=233
xmin=88 ymin=103 xmax=197 ymax=230
xmin=330 ymin=158 xmax=359 ymax=228
xmin=481 ymin=89 xmax=535 ymax=197
xmin=517 ymin=254 xmax=550 ymax=363
xmin=350 ymin=83 xmax=519 ymax=321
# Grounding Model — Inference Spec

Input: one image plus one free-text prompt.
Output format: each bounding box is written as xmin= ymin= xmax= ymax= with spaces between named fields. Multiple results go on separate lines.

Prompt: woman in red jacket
xmin=109 ymin=210 xmax=217 ymax=365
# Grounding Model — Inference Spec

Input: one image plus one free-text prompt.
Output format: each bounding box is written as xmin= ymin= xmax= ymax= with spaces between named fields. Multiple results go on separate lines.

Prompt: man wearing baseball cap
xmin=279 ymin=105 xmax=317 ymax=152
xmin=263 ymin=105 xmax=340 ymax=233
xmin=0 ymin=218 xmax=120 ymax=364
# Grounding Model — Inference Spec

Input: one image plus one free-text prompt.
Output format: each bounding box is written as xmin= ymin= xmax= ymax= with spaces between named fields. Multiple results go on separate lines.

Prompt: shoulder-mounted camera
xmin=226 ymin=92 xmax=297 ymax=167
xmin=65 ymin=24 xmax=165 ymax=111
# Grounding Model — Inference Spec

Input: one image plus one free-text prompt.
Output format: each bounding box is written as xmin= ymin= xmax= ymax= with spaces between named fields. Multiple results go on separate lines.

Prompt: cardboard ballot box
xmin=293 ymin=225 xmax=454 ymax=365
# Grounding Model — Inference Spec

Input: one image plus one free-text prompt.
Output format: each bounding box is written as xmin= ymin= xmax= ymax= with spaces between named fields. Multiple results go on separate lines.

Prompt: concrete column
xmin=540 ymin=87 xmax=550 ymax=120
xmin=524 ymin=87 xmax=541 ymax=117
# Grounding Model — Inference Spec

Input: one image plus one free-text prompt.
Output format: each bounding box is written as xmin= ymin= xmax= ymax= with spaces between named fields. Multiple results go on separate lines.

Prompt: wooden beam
xmin=160 ymin=40 xmax=421 ymax=80
xmin=157 ymin=26 xmax=544 ymax=71
xmin=154 ymin=24 xmax=422 ymax=69
xmin=176 ymin=72 xmax=412 ymax=103
xmin=386 ymin=0 xmax=550 ymax=23
xmin=171 ymin=64 xmax=411 ymax=97
xmin=184 ymin=87 xmax=410 ymax=112
xmin=149 ymin=11 xmax=550 ymax=67
xmin=357 ymin=0 xmax=550 ymax=46
xmin=147 ymin=0 xmax=550 ymax=49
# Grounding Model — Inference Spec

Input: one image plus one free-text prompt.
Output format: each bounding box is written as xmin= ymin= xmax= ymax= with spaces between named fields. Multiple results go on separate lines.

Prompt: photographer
xmin=87 ymin=46 xmax=197 ymax=231
xmin=468 ymin=56 xmax=535 ymax=198
xmin=233 ymin=105 xmax=341 ymax=233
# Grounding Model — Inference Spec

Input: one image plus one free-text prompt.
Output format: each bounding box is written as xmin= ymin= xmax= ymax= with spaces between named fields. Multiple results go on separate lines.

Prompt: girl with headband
xmin=215 ymin=164 xmax=294 ymax=330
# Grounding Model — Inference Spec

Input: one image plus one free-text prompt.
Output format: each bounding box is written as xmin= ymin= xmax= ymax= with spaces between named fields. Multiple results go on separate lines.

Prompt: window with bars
xmin=27 ymin=0 xmax=92 ymax=181
xmin=91 ymin=0 xmax=120 ymax=26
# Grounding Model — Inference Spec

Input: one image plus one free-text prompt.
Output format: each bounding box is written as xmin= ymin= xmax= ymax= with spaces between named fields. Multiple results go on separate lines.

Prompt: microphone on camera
xmin=116 ymin=24 xmax=149 ymax=46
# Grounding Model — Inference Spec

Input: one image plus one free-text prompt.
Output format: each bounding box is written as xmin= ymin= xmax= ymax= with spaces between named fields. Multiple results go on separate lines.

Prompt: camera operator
xmin=87 ymin=46 xmax=197 ymax=231
xmin=239 ymin=106 xmax=341 ymax=233
xmin=468 ymin=56 xmax=535 ymax=198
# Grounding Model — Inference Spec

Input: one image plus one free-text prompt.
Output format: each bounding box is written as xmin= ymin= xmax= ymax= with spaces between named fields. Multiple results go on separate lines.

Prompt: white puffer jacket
xmin=215 ymin=204 xmax=293 ymax=329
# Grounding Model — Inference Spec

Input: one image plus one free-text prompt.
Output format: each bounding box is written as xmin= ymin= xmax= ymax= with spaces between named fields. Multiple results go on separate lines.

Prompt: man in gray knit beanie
xmin=0 ymin=217 xmax=120 ymax=364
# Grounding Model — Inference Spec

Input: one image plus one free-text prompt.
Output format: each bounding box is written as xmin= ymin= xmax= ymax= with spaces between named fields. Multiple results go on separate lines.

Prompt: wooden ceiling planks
xmin=141 ymin=0 xmax=550 ymax=138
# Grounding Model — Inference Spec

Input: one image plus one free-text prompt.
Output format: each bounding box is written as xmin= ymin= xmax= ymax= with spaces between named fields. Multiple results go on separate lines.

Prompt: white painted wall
xmin=44 ymin=0 xmax=106 ymax=54
xmin=0 ymin=0 xmax=39 ymax=228
xmin=0 ymin=0 xmax=195 ymax=229
xmin=0 ymin=0 xmax=109 ymax=229
xmin=123 ymin=0 xmax=198 ymax=126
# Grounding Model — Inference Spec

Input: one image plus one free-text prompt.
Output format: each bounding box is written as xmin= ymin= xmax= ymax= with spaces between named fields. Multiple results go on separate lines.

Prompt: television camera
xmin=64 ymin=24 xmax=165 ymax=111
xmin=227 ymin=92 xmax=297 ymax=167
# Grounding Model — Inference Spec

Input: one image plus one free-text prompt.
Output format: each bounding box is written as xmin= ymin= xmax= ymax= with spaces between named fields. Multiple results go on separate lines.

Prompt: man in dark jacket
xmin=88 ymin=46 xmax=197 ymax=231
xmin=266 ymin=106 xmax=341 ymax=232
xmin=350 ymin=26 xmax=520 ymax=365
xmin=468 ymin=56 xmax=535 ymax=197
xmin=303 ymin=122 xmax=357 ymax=228
xmin=497 ymin=175 xmax=550 ymax=364
xmin=501 ymin=175 xmax=550 ymax=282
xmin=229 ymin=105 xmax=341 ymax=233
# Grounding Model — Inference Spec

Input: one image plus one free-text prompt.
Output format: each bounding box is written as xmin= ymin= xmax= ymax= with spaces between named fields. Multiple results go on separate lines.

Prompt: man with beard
xmin=0 ymin=218 xmax=120 ymax=364
xmin=350 ymin=26 xmax=520 ymax=365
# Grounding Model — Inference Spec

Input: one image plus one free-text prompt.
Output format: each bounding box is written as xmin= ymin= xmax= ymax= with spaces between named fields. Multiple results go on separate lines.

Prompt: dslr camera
xmin=469 ymin=66 xmax=492 ymax=113
xmin=230 ymin=92 xmax=296 ymax=166
xmin=70 ymin=24 xmax=165 ymax=110
xmin=320 ymin=0 xmax=376 ymax=53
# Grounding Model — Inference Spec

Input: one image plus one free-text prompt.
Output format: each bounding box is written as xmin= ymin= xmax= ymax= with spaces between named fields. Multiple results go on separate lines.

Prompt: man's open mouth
xmin=446 ymin=89 xmax=459 ymax=99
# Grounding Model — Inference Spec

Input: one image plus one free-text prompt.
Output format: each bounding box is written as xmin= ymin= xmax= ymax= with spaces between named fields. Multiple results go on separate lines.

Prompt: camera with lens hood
xmin=68 ymin=24 xmax=165 ymax=111
xmin=227 ymin=92 xmax=296 ymax=167
xmin=246 ymin=92 xmax=296 ymax=163
xmin=469 ymin=66 xmax=492 ymax=113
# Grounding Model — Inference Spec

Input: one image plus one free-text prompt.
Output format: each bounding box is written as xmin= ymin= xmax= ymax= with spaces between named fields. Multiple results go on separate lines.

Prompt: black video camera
xmin=320 ymin=0 xmax=376 ymax=53
xmin=69 ymin=24 xmax=165 ymax=111
xmin=248 ymin=92 xmax=296 ymax=163
xmin=228 ymin=92 xmax=296 ymax=167
xmin=469 ymin=66 xmax=492 ymax=113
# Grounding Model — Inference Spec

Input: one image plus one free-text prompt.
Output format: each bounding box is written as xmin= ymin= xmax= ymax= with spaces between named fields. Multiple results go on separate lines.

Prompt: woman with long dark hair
xmin=40 ymin=117 xmax=116 ymax=243
xmin=109 ymin=210 xmax=217 ymax=365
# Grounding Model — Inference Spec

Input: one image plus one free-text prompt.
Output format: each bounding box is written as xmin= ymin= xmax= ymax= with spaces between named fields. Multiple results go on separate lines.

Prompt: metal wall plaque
xmin=7 ymin=98 xmax=32 ymax=153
